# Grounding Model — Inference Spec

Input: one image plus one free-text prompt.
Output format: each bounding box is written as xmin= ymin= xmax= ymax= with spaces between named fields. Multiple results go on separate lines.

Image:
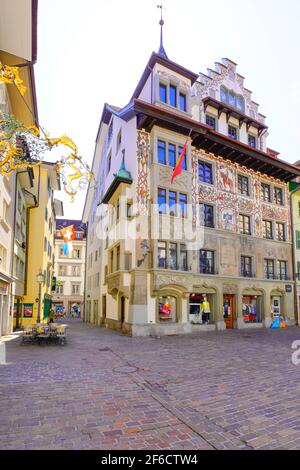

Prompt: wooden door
xmin=223 ymin=295 xmax=235 ymax=329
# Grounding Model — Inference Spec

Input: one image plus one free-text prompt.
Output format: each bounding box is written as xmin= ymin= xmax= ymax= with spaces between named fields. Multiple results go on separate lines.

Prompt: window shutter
xmin=297 ymin=231 xmax=300 ymax=249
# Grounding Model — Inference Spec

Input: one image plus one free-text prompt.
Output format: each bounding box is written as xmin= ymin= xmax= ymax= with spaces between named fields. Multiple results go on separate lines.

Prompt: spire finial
xmin=157 ymin=4 xmax=168 ymax=58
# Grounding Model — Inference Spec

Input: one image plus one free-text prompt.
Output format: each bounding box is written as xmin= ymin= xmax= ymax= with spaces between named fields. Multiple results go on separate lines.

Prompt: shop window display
xmin=242 ymin=296 xmax=261 ymax=323
xmin=189 ymin=294 xmax=213 ymax=324
xmin=158 ymin=296 xmax=177 ymax=323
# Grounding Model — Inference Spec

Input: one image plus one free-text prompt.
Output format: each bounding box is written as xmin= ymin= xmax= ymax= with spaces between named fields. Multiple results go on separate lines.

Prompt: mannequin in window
xmin=201 ymin=296 xmax=211 ymax=324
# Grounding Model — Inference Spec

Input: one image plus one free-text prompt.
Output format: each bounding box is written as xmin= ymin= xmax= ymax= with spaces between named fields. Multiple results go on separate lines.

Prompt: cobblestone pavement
xmin=1 ymin=321 xmax=300 ymax=450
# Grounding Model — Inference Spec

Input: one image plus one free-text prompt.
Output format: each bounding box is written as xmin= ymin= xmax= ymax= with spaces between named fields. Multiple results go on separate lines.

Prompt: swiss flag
xmin=61 ymin=225 xmax=76 ymax=243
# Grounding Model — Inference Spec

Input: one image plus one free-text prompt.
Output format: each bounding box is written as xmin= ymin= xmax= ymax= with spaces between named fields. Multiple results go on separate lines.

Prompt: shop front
xmin=158 ymin=295 xmax=177 ymax=323
xmin=241 ymin=291 xmax=263 ymax=324
xmin=189 ymin=293 xmax=215 ymax=324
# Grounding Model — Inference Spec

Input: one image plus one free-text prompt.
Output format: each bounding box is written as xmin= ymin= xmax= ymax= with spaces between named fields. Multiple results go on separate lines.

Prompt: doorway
xmin=120 ymin=296 xmax=125 ymax=324
xmin=223 ymin=294 xmax=235 ymax=329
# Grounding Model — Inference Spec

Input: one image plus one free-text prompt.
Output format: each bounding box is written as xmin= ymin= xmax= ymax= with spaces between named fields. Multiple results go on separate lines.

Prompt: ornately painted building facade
xmin=83 ymin=44 xmax=300 ymax=336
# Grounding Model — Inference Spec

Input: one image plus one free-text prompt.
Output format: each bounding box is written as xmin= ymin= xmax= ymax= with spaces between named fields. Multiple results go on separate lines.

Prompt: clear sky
xmin=35 ymin=0 xmax=300 ymax=220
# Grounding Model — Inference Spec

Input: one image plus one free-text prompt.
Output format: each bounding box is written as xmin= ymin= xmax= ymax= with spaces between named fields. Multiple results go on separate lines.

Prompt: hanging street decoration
xmin=0 ymin=61 xmax=94 ymax=201
xmin=0 ymin=61 xmax=27 ymax=96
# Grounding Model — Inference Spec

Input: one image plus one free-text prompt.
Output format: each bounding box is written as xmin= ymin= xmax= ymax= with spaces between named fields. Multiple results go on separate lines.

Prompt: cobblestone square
xmin=1 ymin=321 xmax=300 ymax=450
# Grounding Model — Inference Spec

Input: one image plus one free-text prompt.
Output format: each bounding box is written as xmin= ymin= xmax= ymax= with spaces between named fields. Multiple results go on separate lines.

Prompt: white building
xmin=52 ymin=219 xmax=86 ymax=317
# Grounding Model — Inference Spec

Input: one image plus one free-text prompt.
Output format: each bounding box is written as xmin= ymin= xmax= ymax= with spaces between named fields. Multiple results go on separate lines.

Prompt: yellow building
xmin=0 ymin=0 xmax=39 ymax=335
xmin=21 ymin=163 xmax=63 ymax=325
xmin=290 ymin=174 xmax=300 ymax=326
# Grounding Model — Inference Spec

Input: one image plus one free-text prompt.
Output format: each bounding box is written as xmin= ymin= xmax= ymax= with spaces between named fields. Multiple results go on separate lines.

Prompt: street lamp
xmin=36 ymin=269 xmax=44 ymax=324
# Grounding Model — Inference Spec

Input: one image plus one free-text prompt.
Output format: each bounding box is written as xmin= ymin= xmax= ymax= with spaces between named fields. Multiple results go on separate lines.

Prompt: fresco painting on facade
xmin=82 ymin=18 xmax=300 ymax=336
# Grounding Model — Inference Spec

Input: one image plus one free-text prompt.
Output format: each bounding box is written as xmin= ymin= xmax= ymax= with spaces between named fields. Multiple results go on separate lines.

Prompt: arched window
xmin=158 ymin=295 xmax=177 ymax=323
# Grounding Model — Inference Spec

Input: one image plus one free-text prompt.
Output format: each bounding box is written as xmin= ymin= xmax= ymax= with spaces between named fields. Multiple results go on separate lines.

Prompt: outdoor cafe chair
xmin=36 ymin=325 xmax=51 ymax=345
xmin=22 ymin=325 xmax=36 ymax=343
xmin=56 ymin=325 xmax=67 ymax=345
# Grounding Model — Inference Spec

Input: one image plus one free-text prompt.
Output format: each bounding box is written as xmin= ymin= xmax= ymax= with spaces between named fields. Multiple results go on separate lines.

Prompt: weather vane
xmin=157 ymin=4 xmax=168 ymax=58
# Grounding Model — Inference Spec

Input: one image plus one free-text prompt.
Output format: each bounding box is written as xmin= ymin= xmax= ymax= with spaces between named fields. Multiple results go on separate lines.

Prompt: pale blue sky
xmin=35 ymin=0 xmax=300 ymax=219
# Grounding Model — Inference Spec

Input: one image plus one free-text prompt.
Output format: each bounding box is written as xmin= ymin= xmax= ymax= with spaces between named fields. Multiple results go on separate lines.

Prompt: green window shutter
xmin=297 ymin=262 xmax=300 ymax=275
xmin=296 ymin=231 xmax=300 ymax=249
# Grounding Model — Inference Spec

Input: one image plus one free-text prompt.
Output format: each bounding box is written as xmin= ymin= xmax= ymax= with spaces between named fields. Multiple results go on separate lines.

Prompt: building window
xmin=200 ymin=250 xmax=215 ymax=275
xmin=72 ymin=265 xmax=81 ymax=276
xmin=168 ymin=243 xmax=177 ymax=270
xmin=0 ymin=244 xmax=7 ymax=270
xmin=158 ymin=140 xmax=166 ymax=165
xmin=44 ymin=237 xmax=47 ymax=251
xmin=73 ymin=249 xmax=81 ymax=259
xmin=158 ymin=188 xmax=167 ymax=214
xmin=168 ymin=143 xmax=176 ymax=167
xmin=159 ymin=83 xmax=167 ymax=103
xmin=58 ymin=265 xmax=67 ymax=276
xmin=276 ymin=223 xmax=285 ymax=241
xmin=107 ymin=151 xmax=112 ymax=175
xmin=221 ymin=87 xmax=228 ymax=103
xmin=117 ymin=128 xmax=122 ymax=151
xmin=179 ymin=193 xmax=188 ymax=218
xmin=296 ymin=231 xmax=300 ymax=250
xmin=169 ymin=85 xmax=177 ymax=107
xmin=262 ymin=220 xmax=273 ymax=239
xmin=116 ymin=245 xmax=120 ymax=271
xmin=248 ymin=135 xmax=256 ymax=148
xmin=239 ymin=214 xmax=251 ymax=235
xmin=178 ymin=145 xmax=187 ymax=171
xmin=206 ymin=115 xmax=216 ymax=130
xmin=229 ymin=92 xmax=235 ymax=107
xmin=110 ymin=250 xmax=114 ymax=273
xmin=236 ymin=96 xmax=245 ymax=112
xmin=158 ymin=140 xmax=187 ymax=170
xmin=158 ymin=241 xmax=167 ymax=269
xmin=198 ymin=161 xmax=213 ymax=184
xmin=278 ymin=261 xmax=287 ymax=280
xmin=108 ymin=119 xmax=113 ymax=143
xmin=45 ymin=207 xmax=48 ymax=222
xmin=228 ymin=125 xmax=238 ymax=140
xmin=56 ymin=283 xmax=64 ymax=295
xmin=264 ymin=259 xmax=275 ymax=279
xmin=261 ymin=183 xmax=271 ymax=202
xmin=169 ymin=191 xmax=177 ymax=216
xmin=179 ymin=93 xmax=186 ymax=112
xmin=241 ymin=256 xmax=252 ymax=277
xmin=200 ymin=204 xmax=214 ymax=228
xmin=71 ymin=284 xmax=80 ymax=295
xmin=238 ymin=174 xmax=250 ymax=196
xmin=274 ymin=187 xmax=283 ymax=206
xmin=179 ymin=244 xmax=188 ymax=271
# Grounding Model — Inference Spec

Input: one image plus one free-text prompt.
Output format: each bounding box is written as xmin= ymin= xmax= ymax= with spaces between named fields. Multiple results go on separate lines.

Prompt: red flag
xmin=61 ymin=225 xmax=76 ymax=242
xmin=171 ymin=139 xmax=188 ymax=184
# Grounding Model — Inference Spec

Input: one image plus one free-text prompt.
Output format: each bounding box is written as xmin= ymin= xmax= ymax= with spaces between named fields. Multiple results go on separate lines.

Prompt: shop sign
xmin=23 ymin=304 xmax=33 ymax=318
xmin=285 ymin=285 xmax=292 ymax=293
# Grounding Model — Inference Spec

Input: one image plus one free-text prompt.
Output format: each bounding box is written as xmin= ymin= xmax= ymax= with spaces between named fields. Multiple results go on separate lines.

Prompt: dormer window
xmin=220 ymin=87 xmax=245 ymax=113
xmin=221 ymin=87 xmax=228 ymax=103
xmin=169 ymin=85 xmax=177 ymax=107
xmin=159 ymin=83 xmax=167 ymax=103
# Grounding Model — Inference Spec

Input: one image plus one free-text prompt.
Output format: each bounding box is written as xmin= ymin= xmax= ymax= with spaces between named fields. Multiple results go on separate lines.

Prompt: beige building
xmin=83 ymin=35 xmax=300 ymax=336
xmin=52 ymin=220 xmax=86 ymax=317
